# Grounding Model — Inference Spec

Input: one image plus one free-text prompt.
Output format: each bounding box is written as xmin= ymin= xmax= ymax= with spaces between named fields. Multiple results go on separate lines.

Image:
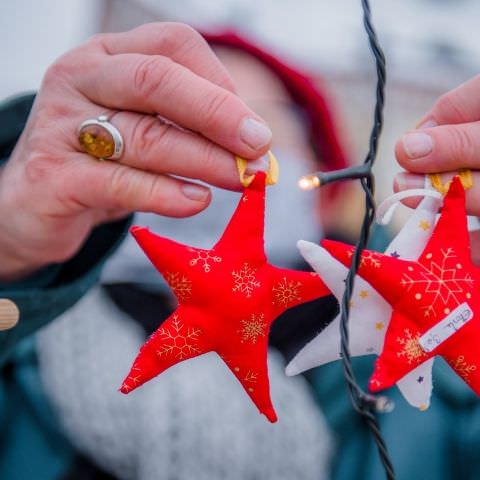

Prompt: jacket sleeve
xmin=0 ymin=93 xmax=131 ymax=363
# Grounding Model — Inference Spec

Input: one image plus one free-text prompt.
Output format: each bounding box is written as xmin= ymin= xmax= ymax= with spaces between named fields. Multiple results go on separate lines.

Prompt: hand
xmin=0 ymin=23 xmax=272 ymax=280
xmin=393 ymin=74 xmax=480 ymax=216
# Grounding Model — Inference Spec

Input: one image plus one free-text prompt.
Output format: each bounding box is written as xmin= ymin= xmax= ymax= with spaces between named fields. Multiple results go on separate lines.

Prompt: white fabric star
xmin=286 ymin=197 xmax=441 ymax=409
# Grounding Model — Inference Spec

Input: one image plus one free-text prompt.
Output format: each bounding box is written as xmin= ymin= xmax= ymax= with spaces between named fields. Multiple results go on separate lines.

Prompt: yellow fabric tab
xmin=428 ymin=169 xmax=473 ymax=195
xmin=235 ymin=151 xmax=279 ymax=187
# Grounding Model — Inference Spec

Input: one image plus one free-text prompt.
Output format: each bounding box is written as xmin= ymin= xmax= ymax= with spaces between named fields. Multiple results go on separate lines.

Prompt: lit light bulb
xmin=298 ymin=174 xmax=320 ymax=190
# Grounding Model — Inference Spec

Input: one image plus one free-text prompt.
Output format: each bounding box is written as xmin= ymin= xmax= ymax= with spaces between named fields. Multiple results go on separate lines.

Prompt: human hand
xmin=0 ymin=23 xmax=272 ymax=280
xmin=394 ymin=75 xmax=480 ymax=216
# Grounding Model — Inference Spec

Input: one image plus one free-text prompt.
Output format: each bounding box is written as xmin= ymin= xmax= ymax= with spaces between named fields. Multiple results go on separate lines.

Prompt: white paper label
xmin=419 ymin=302 xmax=473 ymax=353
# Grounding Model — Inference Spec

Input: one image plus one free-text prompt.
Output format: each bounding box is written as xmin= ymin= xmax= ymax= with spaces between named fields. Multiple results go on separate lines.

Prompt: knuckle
xmin=434 ymin=93 xmax=465 ymax=122
xmin=200 ymin=141 xmax=221 ymax=175
xmin=107 ymin=165 xmax=132 ymax=203
xmin=131 ymin=116 xmax=171 ymax=160
xmin=448 ymin=127 xmax=476 ymax=162
xmin=24 ymin=154 xmax=51 ymax=183
xmin=42 ymin=59 xmax=71 ymax=89
xmin=198 ymin=90 xmax=232 ymax=130
xmin=133 ymin=56 xmax=176 ymax=100
xmin=162 ymin=22 xmax=201 ymax=44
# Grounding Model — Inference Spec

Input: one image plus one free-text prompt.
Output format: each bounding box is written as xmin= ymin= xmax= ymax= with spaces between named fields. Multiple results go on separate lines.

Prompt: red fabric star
xmin=120 ymin=172 xmax=329 ymax=422
xmin=322 ymin=177 xmax=480 ymax=396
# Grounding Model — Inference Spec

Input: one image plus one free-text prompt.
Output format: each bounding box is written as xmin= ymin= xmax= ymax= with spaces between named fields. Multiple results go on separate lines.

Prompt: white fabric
xmin=286 ymin=196 xmax=441 ymax=409
xmin=37 ymin=287 xmax=332 ymax=480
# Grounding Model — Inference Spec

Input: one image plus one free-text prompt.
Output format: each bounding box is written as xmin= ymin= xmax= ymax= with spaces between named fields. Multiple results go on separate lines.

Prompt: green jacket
xmin=0 ymin=94 xmax=130 ymax=480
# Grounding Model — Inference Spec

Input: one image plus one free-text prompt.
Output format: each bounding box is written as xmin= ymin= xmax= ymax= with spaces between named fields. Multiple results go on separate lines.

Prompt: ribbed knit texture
xmin=37 ymin=287 xmax=332 ymax=480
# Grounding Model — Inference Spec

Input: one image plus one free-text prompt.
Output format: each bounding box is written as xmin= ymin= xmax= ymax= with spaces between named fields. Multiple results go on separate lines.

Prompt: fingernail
xmin=402 ymin=133 xmax=433 ymax=159
xmin=395 ymin=172 xmax=425 ymax=191
xmin=245 ymin=154 xmax=269 ymax=174
xmin=417 ymin=119 xmax=437 ymax=129
xmin=181 ymin=183 xmax=209 ymax=201
xmin=240 ymin=118 xmax=272 ymax=150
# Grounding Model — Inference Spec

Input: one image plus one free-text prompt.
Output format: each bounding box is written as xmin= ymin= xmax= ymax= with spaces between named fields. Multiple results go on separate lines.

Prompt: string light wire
xmin=300 ymin=1 xmax=396 ymax=478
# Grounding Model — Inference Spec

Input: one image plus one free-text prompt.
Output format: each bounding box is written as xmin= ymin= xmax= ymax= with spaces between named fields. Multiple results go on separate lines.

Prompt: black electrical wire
xmin=309 ymin=1 xmax=396 ymax=478
xmin=340 ymin=1 xmax=395 ymax=478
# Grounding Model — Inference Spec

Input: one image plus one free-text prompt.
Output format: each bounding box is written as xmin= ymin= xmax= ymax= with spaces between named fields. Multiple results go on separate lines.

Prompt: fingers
xmin=103 ymin=111 xmax=248 ymax=190
xmin=395 ymin=122 xmax=480 ymax=173
xmin=76 ymin=52 xmax=272 ymax=159
xmin=64 ymin=154 xmax=212 ymax=217
xmin=417 ymin=75 xmax=480 ymax=127
xmin=98 ymin=22 xmax=236 ymax=93
xmin=393 ymin=171 xmax=480 ymax=216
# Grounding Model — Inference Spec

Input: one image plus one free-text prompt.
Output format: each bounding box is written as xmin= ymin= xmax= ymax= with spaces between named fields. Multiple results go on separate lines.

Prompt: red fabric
xmin=203 ymin=31 xmax=349 ymax=197
xmin=120 ymin=172 xmax=329 ymax=422
xmin=322 ymin=177 xmax=480 ymax=395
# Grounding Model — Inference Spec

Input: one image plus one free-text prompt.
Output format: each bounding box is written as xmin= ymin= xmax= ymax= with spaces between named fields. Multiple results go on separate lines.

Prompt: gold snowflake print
xmin=359 ymin=290 xmax=369 ymax=299
xmin=375 ymin=322 xmax=385 ymax=330
xmin=449 ymin=355 xmax=477 ymax=380
xmin=165 ymin=272 xmax=192 ymax=301
xmin=232 ymin=263 xmax=261 ymax=298
xmin=272 ymin=277 xmax=302 ymax=306
xmin=188 ymin=248 xmax=222 ymax=273
xmin=397 ymin=328 xmax=427 ymax=364
xmin=238 ymin=313 xmax=267 ymax=344
xmin=348 ymin=250 xmax=381 ymax=268
xmin=156 ymin=315 xmax=202 ymax=359
xmin=244 ymin=371 xmax=258 ymax=383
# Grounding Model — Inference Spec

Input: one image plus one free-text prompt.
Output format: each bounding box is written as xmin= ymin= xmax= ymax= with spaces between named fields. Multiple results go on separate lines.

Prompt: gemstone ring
xmin=77 ymin=114 xmax=124 ymax=160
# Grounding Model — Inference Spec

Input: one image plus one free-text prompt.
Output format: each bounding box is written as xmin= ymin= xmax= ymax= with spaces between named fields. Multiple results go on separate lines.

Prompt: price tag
xmin=419 ymin=302 xmax=473 ymax=353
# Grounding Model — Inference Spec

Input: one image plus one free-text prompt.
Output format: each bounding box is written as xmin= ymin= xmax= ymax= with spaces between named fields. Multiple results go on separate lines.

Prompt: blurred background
xmin=1 ymin=0 xmax=479 ymax=236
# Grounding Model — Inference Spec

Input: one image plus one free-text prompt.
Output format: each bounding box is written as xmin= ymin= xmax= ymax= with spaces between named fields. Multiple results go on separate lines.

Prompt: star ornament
xmin=119 ymin=172 xmax=329 ymax=422
xmin=322 ymin=177 xmax=480 ymax=395
xmin=286 ymin=196 xmax=440 ymax=409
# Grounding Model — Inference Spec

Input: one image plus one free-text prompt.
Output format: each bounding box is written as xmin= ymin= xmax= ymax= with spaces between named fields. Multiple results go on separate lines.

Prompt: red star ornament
xmin=322 ymin=176 xmax=480 ymax=396
xmin=120 ymin=172 xmax=329 ymax=422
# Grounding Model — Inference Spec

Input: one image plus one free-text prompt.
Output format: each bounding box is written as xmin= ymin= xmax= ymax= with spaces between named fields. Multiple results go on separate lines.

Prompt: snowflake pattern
xmin=449 ymin=355 xmax=477 ymax=380
xmin=188 ymin=248 xmax=222 ymax=273
xmin=272 ymin=277 xmax=302 ymax=306
xmin=156 ymin=315 xmax=202 ymax=359
xmin=348 ymin=249 xmax=381 ymax=268
xmin=400 ymin=248 xmax=474 ymax=317
xmin=232 ymin=263 xmax=261 ymax=298
xmin=165 ymin=272 xmax=192 ymax=301
xmin=121 ymin=367 xmax=142 ymax=393
xmin=238 ymin=313 xmax=267 ymax=344
xmin=244 ymin=371 xmax=258 ymax=383
xmin=397 ymin=328 xmax=428 ymax=364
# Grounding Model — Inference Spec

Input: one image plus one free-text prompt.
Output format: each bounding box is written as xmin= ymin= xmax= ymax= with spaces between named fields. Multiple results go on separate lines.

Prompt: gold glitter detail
xmin=272 ymin=277 xmax=302 ymax=306
xmin=238 ymin=313 xmax=267 ymax=344
xmin=359 ymin=290 xmax=369 ymax=299
xmin=449 ymin=355 xmax=477 ymax=380
xmin=165 ymin=272 xmax=192 ymax=301
xmin=397 ymin=329 xmax=427 ymax=364
xmin=375 ymin=322 xmax=385 ymax=330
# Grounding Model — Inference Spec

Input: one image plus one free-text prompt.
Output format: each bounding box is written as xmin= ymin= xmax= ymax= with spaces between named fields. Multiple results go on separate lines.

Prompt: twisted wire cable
xmin=338 ymin=1 xmax=396 ymax=478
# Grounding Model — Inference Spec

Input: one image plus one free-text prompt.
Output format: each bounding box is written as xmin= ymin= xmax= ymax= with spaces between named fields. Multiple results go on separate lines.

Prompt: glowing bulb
xmin=298 ymin=175 xmax=320 ymax=190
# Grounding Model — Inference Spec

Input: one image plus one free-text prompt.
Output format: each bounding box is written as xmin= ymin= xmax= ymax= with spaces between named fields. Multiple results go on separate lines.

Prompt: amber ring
xmin=78 ymin=114 xmax=124 ymax=160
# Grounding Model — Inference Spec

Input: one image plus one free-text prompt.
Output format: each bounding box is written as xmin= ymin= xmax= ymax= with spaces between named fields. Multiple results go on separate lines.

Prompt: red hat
xmin=203 ymin=31 xmax=350 ymax=183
